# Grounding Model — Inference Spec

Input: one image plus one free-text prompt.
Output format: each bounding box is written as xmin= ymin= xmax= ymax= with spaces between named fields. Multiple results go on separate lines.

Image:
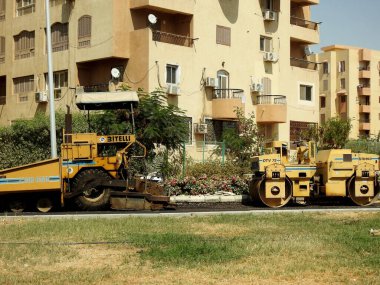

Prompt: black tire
xmin=71 ymin=169 xmax=112 ymax=211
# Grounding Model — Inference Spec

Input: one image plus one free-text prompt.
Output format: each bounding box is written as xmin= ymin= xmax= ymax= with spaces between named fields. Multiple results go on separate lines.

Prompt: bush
xmin=0 ymin=112 xmax=88 ymax=169
xmin=345 ymin=140 xmax=380 ymax=155
xmin=164 ymin=175 xmax=249 ymax=196
xmin=185 ymin=159 xmax=250 ymax=178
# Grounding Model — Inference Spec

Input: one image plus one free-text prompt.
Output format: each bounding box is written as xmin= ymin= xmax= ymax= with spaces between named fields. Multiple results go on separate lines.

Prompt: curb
xmin=170 ymin=194 xmax=251 ymax=203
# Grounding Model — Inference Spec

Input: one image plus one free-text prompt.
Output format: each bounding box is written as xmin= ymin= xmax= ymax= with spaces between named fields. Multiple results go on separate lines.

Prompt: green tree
xmin=220 ymin=108 xmax=264 ymax=164
xmin=0 ymin=90 xmax=188 ymax=172
xmin=302 ymin=117 xmax=352 ymax=149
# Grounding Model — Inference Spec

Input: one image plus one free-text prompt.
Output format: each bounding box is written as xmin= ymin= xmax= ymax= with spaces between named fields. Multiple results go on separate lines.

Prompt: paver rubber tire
xmin=72 ymin=169 xmax=111 ymax=211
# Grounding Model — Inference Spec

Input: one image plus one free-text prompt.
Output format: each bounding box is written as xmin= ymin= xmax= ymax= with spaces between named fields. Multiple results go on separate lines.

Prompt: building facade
xmin=315 ymin=45 xmax=380 ymax=139
xmin=0 ymin=0 xmax=320 ymax=158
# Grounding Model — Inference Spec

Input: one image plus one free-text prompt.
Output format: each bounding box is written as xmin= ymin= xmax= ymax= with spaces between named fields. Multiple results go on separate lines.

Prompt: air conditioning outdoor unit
xmin=263 ymin=52 xmax=278 ymax=62
xmin=167 ymin=84 xmax=180 ymax=95
xmin=263 ymin=10 xmax=277 ymax=21
xmin=205 ymin=77 xmax=218 ymax=88
xmin=251 ymin=83 xmax=263 ymax=93
xmin=35 ymin=91 xmax=48 ymax=103
xmin=194 ymin=123 xmax=208 ymax=134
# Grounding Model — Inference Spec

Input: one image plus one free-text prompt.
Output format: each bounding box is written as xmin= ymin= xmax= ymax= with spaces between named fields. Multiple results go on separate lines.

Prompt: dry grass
xmin=0 ymin=212 xmax=379 ymax=285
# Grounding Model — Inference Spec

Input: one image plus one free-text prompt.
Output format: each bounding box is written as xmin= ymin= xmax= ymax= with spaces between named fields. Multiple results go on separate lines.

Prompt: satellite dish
xmin=111 ymin=68 xmax=120 ymax=79
xmin=148 ymin=14 xmax=158 ymax=25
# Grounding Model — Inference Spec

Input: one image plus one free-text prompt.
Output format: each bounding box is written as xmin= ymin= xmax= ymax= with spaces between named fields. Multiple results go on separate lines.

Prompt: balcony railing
xmin=290 ymin=57 xmax=318 ymax=70
xmin=256 ymin=95 xmax=286 ymax=105
xmin=152 ymin=30 xmax=194 ymax=47
xmin=213 ymin=88 xmax=244 ymax=99
xmin=290 ymin=16 xmax=320 ymax=30
xmin=83 ymin=83 xmax=110 ymax=93
xmin=16 ymin=4 xmax=35 ymax=17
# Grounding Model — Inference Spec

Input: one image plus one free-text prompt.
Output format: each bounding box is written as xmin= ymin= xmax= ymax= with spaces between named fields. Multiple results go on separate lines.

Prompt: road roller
xmin=250 ymin=141 xmax=380 ymax=207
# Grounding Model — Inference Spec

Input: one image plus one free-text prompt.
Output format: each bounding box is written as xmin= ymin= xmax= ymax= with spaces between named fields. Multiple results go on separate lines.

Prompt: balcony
xmin=290 ymin=17 xmax=320 ymax=44
xmin=359 ymin=105 xmax=371 ymax=113
xmin=290 ymin=57 xmax=318 ymax=70
xmin=359 ymin=49 xmax=371 ymax=61
xmin=255 ymin=95 xmax=287 ymax=124
xmin=212 ymin=89 xmax=245 ymax=120
xmin=359 ymin=121 xmax=371 ymax=131
xmin=291 ymin=0 xmax=319 ymax=5
xmin=130 ymin=0 xmax=194 ymax=15
xmin=359 ymin=69 xmax=371 ymax=79
xmin=357 ymin=86 xmax=371 ymax=96
xmin=152 ymin=30 xmax=194 ymax=47
xmin=338 ymin=101 xmax=347 ymax=114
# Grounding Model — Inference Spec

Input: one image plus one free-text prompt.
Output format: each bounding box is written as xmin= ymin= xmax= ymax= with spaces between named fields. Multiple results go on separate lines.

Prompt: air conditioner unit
xmin=205 ymin=77 xmax=218 ymax=88
xmin=263 ymin=52 xmax=278 ymax=62
xmin=251 ymin=83 xmax=263 ymax=93
xmin=194 ymin=123 xmax=208 ymax=134
xmin=35 ymin=91 xmax=48 ymax=103
xmin=263 ymin=10 xmax=277 ymax=21
xmin=167 ymin=84 xmax=180 ymax=95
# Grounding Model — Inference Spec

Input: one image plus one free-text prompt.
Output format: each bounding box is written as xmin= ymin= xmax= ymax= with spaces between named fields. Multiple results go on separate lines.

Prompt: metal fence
xmin=181 ymin=141 xmax=226 ymax=176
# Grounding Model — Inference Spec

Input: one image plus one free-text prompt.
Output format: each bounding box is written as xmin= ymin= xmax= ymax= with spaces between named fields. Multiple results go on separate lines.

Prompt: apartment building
xmin=0 ymin=0 xmax=320 ymax=158
xmin=315 ymin=45 xmax=380 ymax=139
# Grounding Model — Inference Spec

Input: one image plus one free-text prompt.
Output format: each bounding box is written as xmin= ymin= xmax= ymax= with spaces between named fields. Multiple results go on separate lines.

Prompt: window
xmin=0 ymin=0 xmax=5 ymax=21
xmin=14 ymin=30 xmax=35 ymax=60
xmin=264 ymin=0 xmax=274 ymax=10
xmin=262 ymin=77 xmax=272 ymax=95
xmin=260 ymin=36 xmax=272 ymax=52
xmin=50 ymin=0 xmax=66 ymax=6
xmin=216 ymin=70 xmax=229 ymax=98
xmin=13 ymin=75 xmax=34 ymax=102
xmin=320 ymin=96 xmax=326 ymax=108
xmin=166 ymin=64 xmax=179 ymax=84
xmin=0 ymin=76 xmax=5 ymax=105
xmin=0 ymin=36 xmax=4 ymax=64
xmin=340 ymin=95 xmax=346 ymax=103
xmin=320 ymin=114 xmax=325 ymax=124
xmin=45 ymin=70 xmax=68 ymax=99
xmin=16 ymin=0 xmax=35 ymax=17
xmin=216 ymin=25 xmax=231 ymax=46
xmin=78 ymin=15 xmax=91 ymax=48
xmin=51 ymin=23 xmax=68 ymax=52
xmin=322 ymin=79 xmax=328 ymax=91
xmin=338 ymin=61 xmax=345 ymax=72
xmin=205 ymin=119 xmax=237 ymax=144
xmin=340 ymin=78 xmax=346 ymax=89
xmin=322 ymin=62 xmax=329 ymax=74
xmin=299 ymin=84 xmax=313 ymax=102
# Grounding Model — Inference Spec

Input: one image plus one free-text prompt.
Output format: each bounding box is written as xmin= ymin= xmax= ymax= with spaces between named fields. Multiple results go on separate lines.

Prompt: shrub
xmin=185 ymin=159 xmax=250 ymax=178
xmin=164 ymin=175 xmax=249 ymax=196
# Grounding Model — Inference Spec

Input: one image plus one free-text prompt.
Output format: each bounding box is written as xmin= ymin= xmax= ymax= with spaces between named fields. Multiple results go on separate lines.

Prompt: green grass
xmin=0 ymin=212 xmax=379 ymax=284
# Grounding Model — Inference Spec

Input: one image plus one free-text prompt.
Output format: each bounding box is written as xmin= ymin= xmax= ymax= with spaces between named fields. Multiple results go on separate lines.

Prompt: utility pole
xmin=44 ymin=0 xmax=57 ymax=158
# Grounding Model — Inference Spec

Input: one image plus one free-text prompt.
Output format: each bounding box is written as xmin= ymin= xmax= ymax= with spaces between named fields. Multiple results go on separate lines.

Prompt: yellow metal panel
xmin=355 ymin=180 xmax=374 ymax=197
xmin=292 ymin=179 xmax=310 ymax=197
xmin=0 ymin=159 xmax=61 ymax=193
xmin=326 ymin=181 xmax=346 ymax=196
xmin=265 ymin=180 xmax=285 ymax=199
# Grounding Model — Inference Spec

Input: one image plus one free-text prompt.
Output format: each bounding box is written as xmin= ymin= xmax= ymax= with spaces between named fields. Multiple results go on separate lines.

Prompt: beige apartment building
xmin=0 ymin=0 xmax=320 ymax=157
xmin=315 ymin=45 xmax=380 ymax=139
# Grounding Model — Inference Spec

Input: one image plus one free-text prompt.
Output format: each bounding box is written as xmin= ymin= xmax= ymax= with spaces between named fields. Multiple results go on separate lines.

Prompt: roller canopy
xmin=76 ymin=91 xmax=139 ymax=110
